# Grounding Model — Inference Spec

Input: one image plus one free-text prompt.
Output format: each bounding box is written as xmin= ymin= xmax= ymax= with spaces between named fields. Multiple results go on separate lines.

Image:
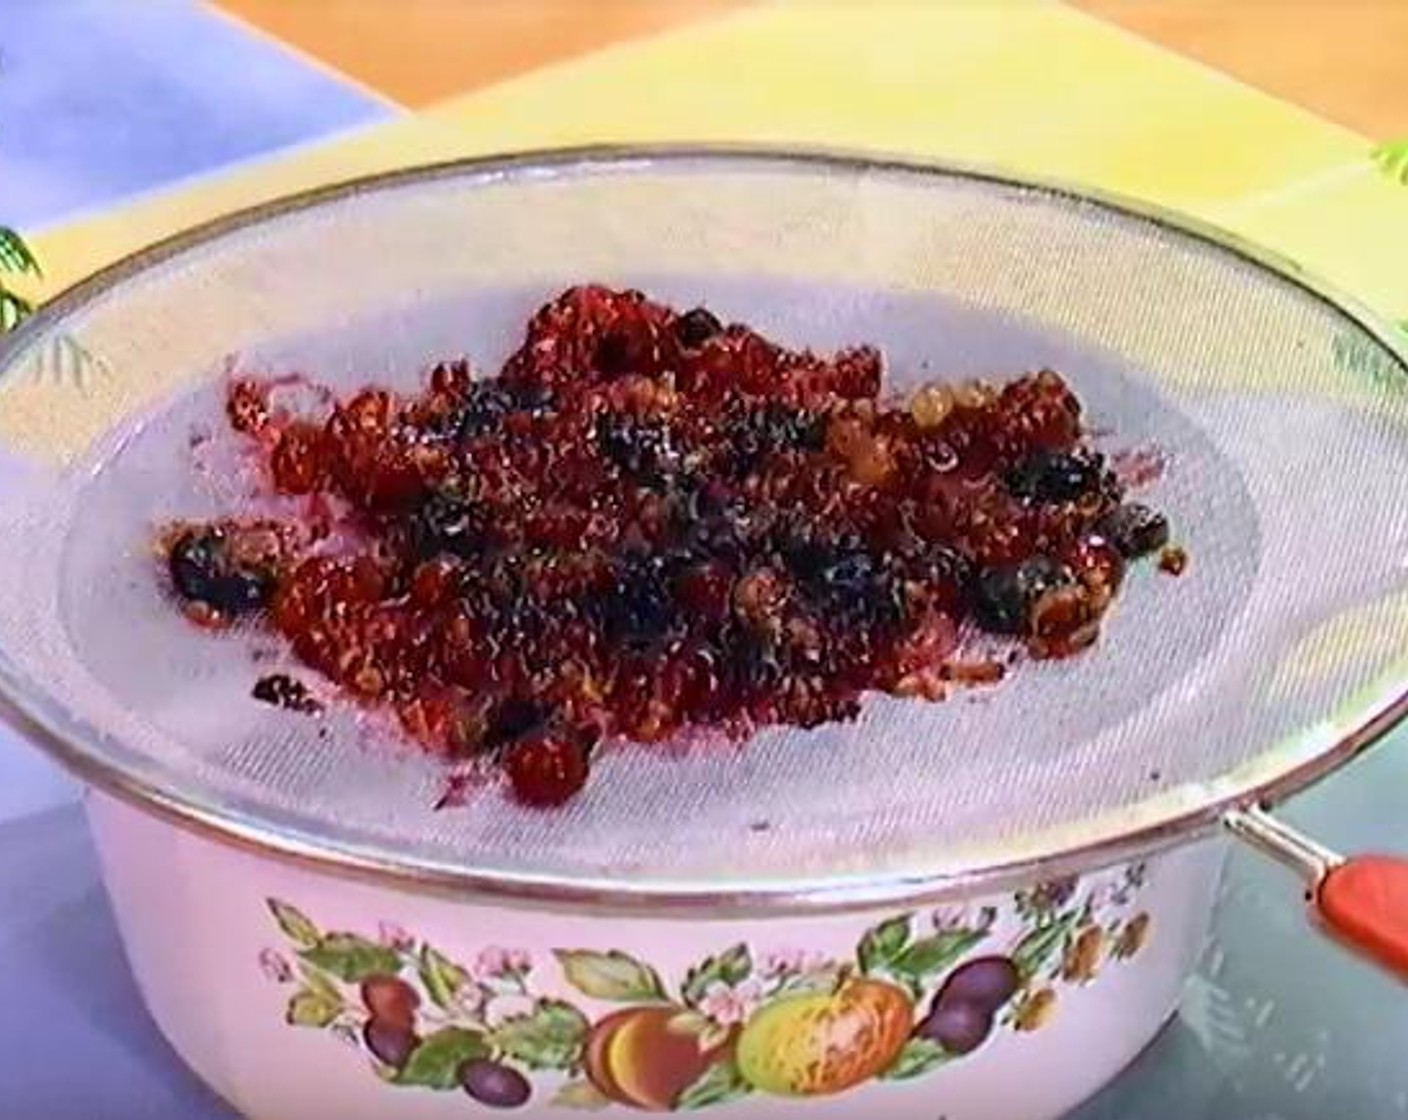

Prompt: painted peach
xmin=584 ymin=1006 xmax=735 ymax=1111
xmin=736 ymin=979 xmax=913 ymax=1097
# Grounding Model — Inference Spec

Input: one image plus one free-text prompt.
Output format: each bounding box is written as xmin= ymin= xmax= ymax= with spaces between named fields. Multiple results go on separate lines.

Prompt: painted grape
xmin=462 ymin=1059 xmax=532 ymax=1109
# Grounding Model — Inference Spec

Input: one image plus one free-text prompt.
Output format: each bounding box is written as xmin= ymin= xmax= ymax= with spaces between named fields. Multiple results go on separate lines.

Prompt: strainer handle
xmin=1226 ymin=805 xmax=1408 ymax=980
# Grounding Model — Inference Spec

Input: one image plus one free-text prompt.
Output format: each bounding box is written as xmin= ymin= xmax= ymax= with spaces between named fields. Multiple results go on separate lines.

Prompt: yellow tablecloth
xmin=16 ymin=0 xmax=1408 ymax=336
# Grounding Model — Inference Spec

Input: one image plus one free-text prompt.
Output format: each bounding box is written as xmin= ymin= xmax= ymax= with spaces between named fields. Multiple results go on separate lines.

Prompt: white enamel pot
xmin=87 ymin=791 xmax=1224 ymax=1120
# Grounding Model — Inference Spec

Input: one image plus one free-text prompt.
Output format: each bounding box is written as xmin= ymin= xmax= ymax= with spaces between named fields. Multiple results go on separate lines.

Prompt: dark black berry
xmin=596 ymin=556 xmax=677 ymax=646
xmin=909 ymin=545 xmax=975 ymax=599
xmin=597 ymin=413 xmax=678 ymax=484
xmin=478 ymin=551 xmax=528 ymax=603
xmin=595 ymin=331 xmax=634 ymax=376
xmin=460 ymin=1058 xmax=531 ymax=1108
xmin=168 ymin=528 xmax=272 ymax=616
xmin=972 ymin=556 xmax=1072 ymax=635
xmin=779 ymin=535 xmax=834 ymax=585
xmin=1095 ymin=503 xmax=1170 ymax=559
xmin=455 ymin=382 xmax=516 ymax=440
xmin=675 ymin=470 xmax=718 ymax=516
xmin=675 ymin=306 xmax=724 ymax=349
xmin=507 ymin=383 xmax=556 ymax=417
xmin=724 ymin=403 xmax=826 ymax=474
xmin=733 ymin=629 xmax=785 ymax=696
xmin=483 ymin=695 xmax=548 ymax=750
xmin=410 ymin=492 xmax=488 ymax=560
xmin=682 ymin=491 xmax=756 ymax=560
xmin=791 ymin=539 xmax=904 ymax=628
xmin=1006 ymin=449 xmax=1106 ymax=503
xmin=823 ymin=548 xmax=879 ymax=593
xmin=251 ymin=673 xmax=322 ymax=714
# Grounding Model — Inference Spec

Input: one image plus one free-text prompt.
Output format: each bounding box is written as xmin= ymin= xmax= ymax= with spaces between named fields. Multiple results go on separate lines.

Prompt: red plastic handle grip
xmin=1317 ymin=855 xmax=1408 ymax=980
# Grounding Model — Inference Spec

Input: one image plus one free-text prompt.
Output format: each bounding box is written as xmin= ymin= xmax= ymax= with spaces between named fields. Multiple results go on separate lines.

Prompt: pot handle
xmin=1226 ymin=804 xmax=1408 ymax=979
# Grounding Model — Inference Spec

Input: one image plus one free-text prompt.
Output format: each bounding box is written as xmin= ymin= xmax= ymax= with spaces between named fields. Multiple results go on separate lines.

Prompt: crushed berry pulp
xmin=158 ymin=284 xmax=1175 ymax=808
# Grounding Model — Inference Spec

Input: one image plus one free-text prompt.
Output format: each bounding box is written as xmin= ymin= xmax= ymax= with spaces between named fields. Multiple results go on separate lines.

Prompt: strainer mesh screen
xmin=0 ymin=153 xmax=1406 ymax=892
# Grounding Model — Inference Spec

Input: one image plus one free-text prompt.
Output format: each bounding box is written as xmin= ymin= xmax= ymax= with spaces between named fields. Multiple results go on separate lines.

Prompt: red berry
xmin=506 ymin=735 xmax=589 ymax=807
xmin=409 ymin=557 xmax=462 ymax=609
xmin=270 ymin=422 xmax=327 ymax=494
xmin=1064 ymin=535 xmax=1125 ymax=596
xmin=429 ymin=359 xmax=473 ymax=398
xmin=227 ymin=378 xmax=271 ymax=435
xmin=676 ymin=561 xmax=734 ymax=619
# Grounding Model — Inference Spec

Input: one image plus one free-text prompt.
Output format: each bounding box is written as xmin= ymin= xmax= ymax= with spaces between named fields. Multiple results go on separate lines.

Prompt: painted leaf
xmin=490 ymin=999 xmax=590 ymax=1071
xmin=396 ymin=1027 xmax=490 ymax=1090
xmin=0 ymin=227 xmax=40 ymax=277
xmin=419 ymin=945 xmax=468 ymax=1010
xmin=1013 ymin=914 xmax=1078 ymax=980
xmin=677 ymin=1058 xmax=752 ymax=1110
xmin=784 ymin=964 xmax=846 ymax=995
xmin=894 ymin=930 xmax=986 ymax=983
xmin=667 ymin=1010 xmax=712 ymax=1037
xmin=300 ymin=933 xmax=402 ymax=983
xmin=857 ymin=914 xmax=912 ymax=975
xmin=681 ymin=943 xmax=753 ymax=1007
xmin=881 ymin=1038 xmax=951 ymax=1081
xmin=298 ymin=961 xmax=342 ymax=1003
xmin=698 ymin=1022 xmax=734 ymax=1053
xmin=553 ymin=1080 xmax=611 ymax=1111
xmin=286 ymin=988 xmax=340 ymax=1028
xmin=555 ymin=949 xmax=666 ymax=1002
xmin=268 ymin=900 xmax=321 ymax=948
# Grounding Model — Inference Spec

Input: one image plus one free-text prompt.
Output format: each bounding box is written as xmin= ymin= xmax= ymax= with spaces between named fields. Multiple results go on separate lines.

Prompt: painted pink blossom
xmin=698 ymin=979 xmax=764 ymax=1026
xmin=259 ymin=948 xmax=293 ymax=984
xmin=452 ymin=989 xmax=487 ymax=1021
xmin=475 ymin=946 xmax=531 ymax=979
xmin=378 ymin=922 xmax=414 ymax=951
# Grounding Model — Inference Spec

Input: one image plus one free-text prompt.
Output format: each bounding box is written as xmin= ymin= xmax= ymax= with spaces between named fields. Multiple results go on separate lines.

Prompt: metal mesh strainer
xmin=0 ymin=148 xmax=1406 ymax=908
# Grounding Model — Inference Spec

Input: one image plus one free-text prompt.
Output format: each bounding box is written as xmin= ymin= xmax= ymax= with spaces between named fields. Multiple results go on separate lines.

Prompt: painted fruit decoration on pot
xmin=734 ymin=977 xmax=913 ymax=1096
xmin=259 ymin=864 xmax=1151 ymax=1111
xmin=583 ymin=1005 xmax=737 ymax=1109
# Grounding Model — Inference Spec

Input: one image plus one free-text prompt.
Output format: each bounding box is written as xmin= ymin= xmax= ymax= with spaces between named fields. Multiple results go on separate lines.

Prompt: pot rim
xmin=2 ymin=142 xmax=1406 ymax=916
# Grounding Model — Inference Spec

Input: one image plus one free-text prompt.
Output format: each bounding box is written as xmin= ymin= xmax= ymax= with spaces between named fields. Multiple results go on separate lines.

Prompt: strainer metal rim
xmin=1 ymin=143 xmax=1406 ymax=916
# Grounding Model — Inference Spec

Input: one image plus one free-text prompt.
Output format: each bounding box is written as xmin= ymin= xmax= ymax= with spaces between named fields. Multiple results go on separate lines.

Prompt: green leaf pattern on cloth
xmin=0 ymin=226 xmax=38 ymax=333
xmin=1373 ymin=137 xmax=1408 ymax=186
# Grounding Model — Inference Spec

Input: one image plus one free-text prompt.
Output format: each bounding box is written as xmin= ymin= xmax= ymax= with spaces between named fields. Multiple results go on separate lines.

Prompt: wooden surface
xmin=1072 ymin=0 xmax=1408 ymax=138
